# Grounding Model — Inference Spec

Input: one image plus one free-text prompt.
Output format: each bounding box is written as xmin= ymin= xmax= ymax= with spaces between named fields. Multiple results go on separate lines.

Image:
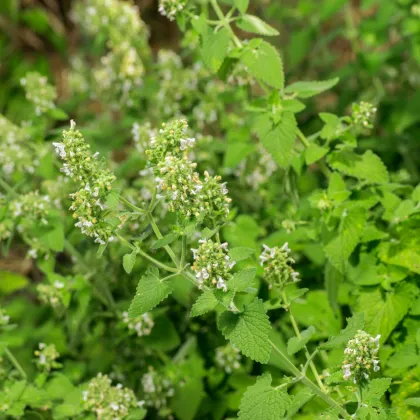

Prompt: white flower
xmin=216 ymin=276 xmax=227 ymax=292
xmin=52 ymin=142 xmax=66 ymax=158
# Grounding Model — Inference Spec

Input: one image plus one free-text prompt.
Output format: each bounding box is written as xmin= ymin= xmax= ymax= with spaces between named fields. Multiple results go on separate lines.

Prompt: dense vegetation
xmin=0 ymin=0 xmax=419 ymax=418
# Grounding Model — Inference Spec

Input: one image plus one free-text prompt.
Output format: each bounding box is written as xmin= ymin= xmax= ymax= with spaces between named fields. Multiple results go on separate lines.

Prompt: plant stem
xmin=297 ymin=128 xmax=310 ymax=148
xmin=116 ymin=233 xmax=178 ymax=273
xmin=281 ymin=290 xmax=327 ymax=392
xmin=269 ymin=339 xmax=349 ymax=418
xmin=120 ymin=196 xmax=145 ymax=214
xmin=147 ymin=213 xmax=179 ymax=267
xmin=209 ymin=0 xmax=242 ymax=48
xmin=4 ymin=347 xmax=27 ymax=379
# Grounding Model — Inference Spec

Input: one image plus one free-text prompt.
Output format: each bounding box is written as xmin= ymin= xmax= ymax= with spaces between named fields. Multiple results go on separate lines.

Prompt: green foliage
xmin=1 ymin=0 xmax=419 ymax=418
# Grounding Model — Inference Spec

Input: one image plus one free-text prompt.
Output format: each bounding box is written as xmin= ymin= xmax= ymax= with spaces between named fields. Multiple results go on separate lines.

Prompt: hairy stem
xmin=116 ymin=233 xmax=178 ymax=273
xmin=4 ymin=347 xmax=27 ymax=379
xmin=281 ymin=290 xmax=327 ymax=392
xmin=209 ymin=0 xmax=242 ymax=48
xmin=269 ymin=340 xmax=349 ymax=418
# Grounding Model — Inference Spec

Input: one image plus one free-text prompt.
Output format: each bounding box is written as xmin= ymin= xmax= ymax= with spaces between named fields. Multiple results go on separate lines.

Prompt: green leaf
xmin=321 ymin=312 xmax=364 ymax=349
xmin=0 ymin=272 xmax=29 ymax=294
xmin=171 ymin=376 xmax=204 ymax=420
xmin=327 ymin=150 xmax=389 ymax=184
xmin=254 ymin=112 xmax=297 ymax=168
xmin=229 ymin=247 xmax=255 ymax=261
xmin=128 ymin=268 xmax=174 ymax=317
xmin=305 ymin=143 xmax=329 ymax=165
xmin=328 ymin=172 xmax=350 ymax=203
xmin=356 ymin=282 xmax=418 ymax=343
xmin=238 ymin=374 xmax=291 ymax=420
xmin=287 ymin=326 xmax=315 ymax=355
xmin=291 ymin=291 xmax=341 ymax=339
xmin=236 ymin=15 xmax=279 ymax=36
xmin=97 ymin=243 xmax=107 ymax=258
xmin=143 ymin=315 xmax=180 ymax=351
xmin=48 ymin=107 xmax=69 ymax=120
xmin=190 ymin=290 xmax=218 ymax=317
xmin=325 ymin=262 xmax=342 ymax=313
xmin=241 ymin=40 xmax=284 ymax=89
xmin=218 ymin=298 xmax=272 ymax=363
xmin=201 ymin=28 xmax=230 ymax=72
xmin=284 ymin=77 xmax=339 ymax=98
xmin=123 ymin=252 xmax=136 ymax=274
xmin=324 ymin=207 xmax=366 ymax=272
xmin=363 ymin=378 xmax=392 ymax=402
xmin=228 ymin=267 xmax=257 ymax=292
xmin=405 ymin=398 xmax=420 ymax=407
xmin=39 ymin=225 xmax=64 ymax=252
xmin=151 ymin=233 xmax=178 ymax=249
xmin=105 ymin=190 xmax=120 ymax=210
xmin=234 ymin=0 xmax=249 ymax=14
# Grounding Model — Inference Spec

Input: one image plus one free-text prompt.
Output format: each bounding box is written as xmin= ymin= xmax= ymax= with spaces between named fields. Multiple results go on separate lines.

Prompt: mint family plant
xmin=1 ymin=0 xmax=420 ymax=419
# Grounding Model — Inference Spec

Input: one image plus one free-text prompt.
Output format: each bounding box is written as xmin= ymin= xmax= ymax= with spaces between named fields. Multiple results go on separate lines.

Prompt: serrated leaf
xmin=234 ymin=0 xmax=249 ymax=14
xmin=356 ymin=282 xmax=418 ymax=343
xmin=151 ymin=233 xmax=178 ymax=249
xmin=287 ymin=325 xmax=315 ymax=355
xmin=190 ymin=290 xmax=218 ymax=317
xmin=229 ymin=247 xmax=255 ymax=261
xmin=328 ymin=172 xmax=350 ymax=203
xmin=321 ymin=312 xmax=364 ymax=349
xmin=128 ymin=268 xmax=173 ymax=317
xmin=236 ymin=15 xmax=279 ymax=36
xmin=238 ymin=374 xmax=291 ymax=420
xmin=327 ymin=150 xmax=389 ymax=184
xmin=201 ymin=28 xmax=230 ymax=72
xmin=254 ymin=112 xmax=297 ymax=168
xmin=324 ymin=206 xmax=366 ymax=272
xmin=363 ymin=378 xmax=392 ymax=402
xmin=284 ymin=77 xmax=339 ymax=98
xmin=228 ymin=267 xmax=257 ymax=292
xmin=305 ymin=143 xmax=329 ymax=165
xmin=123 ymin=252 xmax=136 ymax=274
xmin=241 ymin=40 xmax=284 ymax=89
xmin=218 ymin=298 xmax=272 ymax=363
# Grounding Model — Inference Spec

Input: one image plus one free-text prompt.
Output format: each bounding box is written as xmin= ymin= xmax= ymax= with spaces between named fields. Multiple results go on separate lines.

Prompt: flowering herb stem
xmin=4 ymin=347 xmax=27 ymax=379
xmin=268 ymin=339 xmax=349 ymax=418
xmin=281 ymin=290 xmax=327 ymax=392
xmin=116 ymin=233 xmax=178 ymax=273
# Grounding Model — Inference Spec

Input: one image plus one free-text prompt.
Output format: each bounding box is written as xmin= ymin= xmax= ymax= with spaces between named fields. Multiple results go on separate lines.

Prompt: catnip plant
xmin=0 ymin=0 xmax=419 ymax=419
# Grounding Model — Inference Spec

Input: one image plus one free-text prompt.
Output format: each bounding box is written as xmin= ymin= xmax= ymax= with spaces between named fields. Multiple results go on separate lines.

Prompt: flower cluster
xmin=342 ymin=330 xmax=380 ymax=383
xmin=53 ymin=121 xmax=117 ymax=245
xmin=156 ymin=156 xmax=202 ymax=217
xmin=146 ymin=119 xmax=194 ymax=165
xmin=34 ymin=343 xmax=61 ymax=373
xmin=0 ymin=307 xmax=10 ymax=327
xmin=154 ymin=51 xmax=202 ymax=118
xmin=351 ymin=101 xmax=377 ymax=129
xmin=215 ymin=344 xmax=241 ymax=373
xmin=82 ymin=373 xmax=141 ymax=420
xmin=141 ymin=367 xmax=175 ymax=415
xmin=122 ymin=311 xmax=154 ymax=337
xmin=236 ymin=145 xmax=277 ymax=190
xmin=73 ymin=0 xmax=149 ymax=107
xmin=158 ymin=0 xmax=187 ymax=21
xmin=93 ymin=43 xmax=144 ymax=108
xmin=200 ymin=171 xmax=231 ymax=221
xmin=11 ymin=191 xmax=51 ymax=224
xmin=20 ymin=72 xmax=56 ymax=115
xmin=260 ymin=242 xmax=299 ymax=289
xmin=149 ymin=119 xmax=231 ymax=223
xmin=73 ymin=0 xmax=148 ymax=47
xmin=132 ymin=121 xmax=157 ymax=154
xmin=0 ymin=115 xmax=36 ymax=177
xmin=191 ymin=240 xmax=235 ymax=291
xmin=36 ymin=280 xmax=69 ymax=310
